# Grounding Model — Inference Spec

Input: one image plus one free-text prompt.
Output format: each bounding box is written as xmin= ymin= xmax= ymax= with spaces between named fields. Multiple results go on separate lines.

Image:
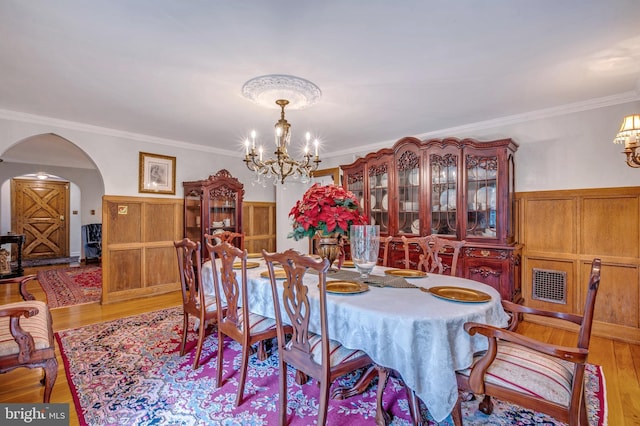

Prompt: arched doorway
xmin=0 ymin=133 xmax=105 ymax=263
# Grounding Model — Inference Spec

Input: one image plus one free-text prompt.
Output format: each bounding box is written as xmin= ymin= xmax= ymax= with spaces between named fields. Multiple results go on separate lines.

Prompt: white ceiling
xmin=1 ymin=0 xmax=640 ymax=167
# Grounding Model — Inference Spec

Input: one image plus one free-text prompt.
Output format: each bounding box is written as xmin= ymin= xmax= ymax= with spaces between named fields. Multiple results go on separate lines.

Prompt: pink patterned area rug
xmin=36 ymin=266 xmax=101 ymax=308
xmin=55 ymin=307 xmax=607 ymax=426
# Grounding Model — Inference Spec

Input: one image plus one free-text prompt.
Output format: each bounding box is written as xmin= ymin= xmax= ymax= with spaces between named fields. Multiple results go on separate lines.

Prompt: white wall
xmin=0 ymin=115 xmax=274 ymax=202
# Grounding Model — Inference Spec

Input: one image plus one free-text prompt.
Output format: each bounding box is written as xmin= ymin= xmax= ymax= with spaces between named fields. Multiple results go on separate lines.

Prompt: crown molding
xmin=0 ymin=109 xmax=234 ymax=156
xmin=328 ymin=90 xmax=640 ymax=159
xmin=2 ymin=90 xmax=638 ymax=161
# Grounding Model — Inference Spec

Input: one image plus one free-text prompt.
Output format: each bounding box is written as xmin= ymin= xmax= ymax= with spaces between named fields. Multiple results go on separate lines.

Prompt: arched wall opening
xmin=0 ymin=133 xmax=105 ymax=261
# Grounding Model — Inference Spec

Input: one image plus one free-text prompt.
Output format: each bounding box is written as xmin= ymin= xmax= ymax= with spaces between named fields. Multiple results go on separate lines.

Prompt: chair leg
xmin=216 ymin=332 xmax=224 ymax=387
xmin=578 ymin=390 xmax=588 ymax=426
xmin=42 ymin=358 xmax=58 ymax=403
xmin=479 ymin=394 xmax=493 ymax=415
xmin=318 ymin=376 xmax=330 ymax=426
xmin=407 ymin=390 xmax=422 ymax=426
xmin=192 ymin=317 xmax=207 ymax=370
xmin=257 ymin=339 xmax=268 ymax=361
xmin=180 ymin=313 xmax=189 ymax=356
xmin=374 ymin=365 xmax=392 ymax=426
xmin=235 ymin=341 xmax=250 ymax=407
xmin=278 ymin=360 xmax=288 ymax=426
xmin=451 ymin=394 xmax=463 ymax=426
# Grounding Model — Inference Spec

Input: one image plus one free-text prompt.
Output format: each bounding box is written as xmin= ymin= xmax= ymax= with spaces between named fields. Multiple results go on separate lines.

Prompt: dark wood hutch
xmin=183 ymin=169 xmax=244 ymax=259
xmin=341 ymin=137 xmax=522 ymax=302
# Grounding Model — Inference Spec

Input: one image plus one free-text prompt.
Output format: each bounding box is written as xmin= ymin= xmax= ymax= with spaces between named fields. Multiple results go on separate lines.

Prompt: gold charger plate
xmin=341 ymin=260 xmax=355 ymax=268
xmin=247 ymin=253 xmax=262 ymax=259
xmin=326 ymin=281 xmax=369 ymax=295
xmin=384 ymin=269 xmax=427 ymax=278
xmin=427 ymin=286 xmax=491 ymax=303
xmin=233 ymin=261 xmax=260 ymax=269
xmin=260 ymin=270 xmax=287 ymax=280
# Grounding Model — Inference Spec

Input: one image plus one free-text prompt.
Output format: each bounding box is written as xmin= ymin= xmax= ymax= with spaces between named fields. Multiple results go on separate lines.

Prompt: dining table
xmin=201 ymin=256 xmax=510 ymax=423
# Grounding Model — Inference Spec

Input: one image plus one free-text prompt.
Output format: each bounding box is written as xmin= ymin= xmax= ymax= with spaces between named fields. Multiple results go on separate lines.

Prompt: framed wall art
xmin=138 ymin=152 xmax=176 ymax=195
xmin=311 ymin=167 xmax=341 ymax=186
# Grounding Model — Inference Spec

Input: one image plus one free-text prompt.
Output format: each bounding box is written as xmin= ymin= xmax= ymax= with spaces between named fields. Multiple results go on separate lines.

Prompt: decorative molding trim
xmin=0 ymin=109 xmax=231 ymax=156
xmin=241 ymin=74 xmax=322 ymax=110
xmin=328 ymin=90 xmax=640 ymax=158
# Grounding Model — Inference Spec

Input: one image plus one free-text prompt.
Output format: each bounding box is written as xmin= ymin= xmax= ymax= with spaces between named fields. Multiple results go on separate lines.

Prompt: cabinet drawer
xmin=464 ymin=247 xmax=509 ymax=260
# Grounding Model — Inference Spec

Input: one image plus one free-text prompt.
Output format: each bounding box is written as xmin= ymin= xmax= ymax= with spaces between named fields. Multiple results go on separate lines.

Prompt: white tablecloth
xmin=202 ymin=259 xmax=509 ymax=422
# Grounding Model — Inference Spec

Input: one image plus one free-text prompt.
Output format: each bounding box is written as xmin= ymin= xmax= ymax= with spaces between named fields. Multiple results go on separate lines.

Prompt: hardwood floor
xmin=1 ymin=264 xmax=638 ymax=425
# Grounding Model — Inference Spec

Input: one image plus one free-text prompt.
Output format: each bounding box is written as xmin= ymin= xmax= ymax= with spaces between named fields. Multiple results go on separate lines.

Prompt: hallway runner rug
xmin=55 ymin=307 xmax=607 ymax=426
xmin=36 ymin=266 xmax=101 ymax=308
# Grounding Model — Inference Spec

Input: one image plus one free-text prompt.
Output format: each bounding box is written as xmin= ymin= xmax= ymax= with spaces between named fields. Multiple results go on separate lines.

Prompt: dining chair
xmin=205 ymin=231 xmax=245 ymax=251
xmin=0 ymin=298 xmax=58 ymax=402
xmin=174 ymin=237 xmax=221 ymax=369
xmin=454 ymin=258 xmax=602 ymax=426
xmin=262 ymin=249 xmax=377 ymax=425
xmin=206 ymin=240 xmax=283 ymax=407
xmin=401 ymin=235 xmax=466 ymax=276
xmin=379 ymin=235 xmax=394 ymax=267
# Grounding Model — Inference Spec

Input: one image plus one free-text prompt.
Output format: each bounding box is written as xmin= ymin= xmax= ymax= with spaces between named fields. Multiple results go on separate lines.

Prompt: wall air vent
xmin=532 ymin=268 xmax=567 ymax=304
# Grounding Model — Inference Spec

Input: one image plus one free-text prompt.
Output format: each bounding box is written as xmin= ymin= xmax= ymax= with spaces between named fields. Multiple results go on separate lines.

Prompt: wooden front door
xmin=11 ymin=179 xmax=69 ymax=259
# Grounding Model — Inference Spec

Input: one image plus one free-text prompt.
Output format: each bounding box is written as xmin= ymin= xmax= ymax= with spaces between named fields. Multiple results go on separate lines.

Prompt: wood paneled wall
xmin=101 ymin=196 xmax=183 ymax=304
xmin=516 ymin=187 xmax=640 ymax=343
xmin=242 ymin=202 xmax=276 ymax=253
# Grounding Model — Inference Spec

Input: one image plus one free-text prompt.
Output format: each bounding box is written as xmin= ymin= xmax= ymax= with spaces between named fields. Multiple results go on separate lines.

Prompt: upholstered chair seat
xmin=457 ymin=340 xmax=574 ymax=407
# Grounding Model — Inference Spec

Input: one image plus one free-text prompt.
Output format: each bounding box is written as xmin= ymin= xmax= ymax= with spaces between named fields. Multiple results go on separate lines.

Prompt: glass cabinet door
xmin=209 ymin=192 xmax=237 ymax=234
xmin=397 ymin=150 xmax=420 ymax=235
xmin=465 ymin=154 xmax=498 ymax=238
xmin=368 ymin=166 xmax=389 ymax=234
xmin=430 ymin=153 xmax=458 ymax=236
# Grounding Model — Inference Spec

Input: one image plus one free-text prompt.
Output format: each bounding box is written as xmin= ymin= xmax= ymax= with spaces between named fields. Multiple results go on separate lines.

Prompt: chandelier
xmin=241 ymin=75 xmax=322 ymax=185
xmin=613 ymin=114 xmax=640 ymax=167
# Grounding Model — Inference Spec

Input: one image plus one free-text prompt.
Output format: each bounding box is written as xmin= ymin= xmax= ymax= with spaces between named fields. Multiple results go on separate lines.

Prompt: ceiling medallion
xmin=241 ymin=74 xmax=322 ymax=110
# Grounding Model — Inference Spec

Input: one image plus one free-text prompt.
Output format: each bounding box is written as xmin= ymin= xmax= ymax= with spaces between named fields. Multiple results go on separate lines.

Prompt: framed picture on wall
xmin=310 ymin=167 xmax=341 ymax=186
xmin=138 ymin=152 xmax=176 ymax=194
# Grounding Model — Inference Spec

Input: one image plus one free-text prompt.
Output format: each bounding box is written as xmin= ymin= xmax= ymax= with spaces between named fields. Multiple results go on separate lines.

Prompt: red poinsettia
xmin=288 ymin=183 xmax=368 ymax=240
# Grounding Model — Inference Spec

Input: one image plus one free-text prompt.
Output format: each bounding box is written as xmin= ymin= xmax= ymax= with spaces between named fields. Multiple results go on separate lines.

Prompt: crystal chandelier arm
xmin=242 ymin=97 xmax=321 ymax=184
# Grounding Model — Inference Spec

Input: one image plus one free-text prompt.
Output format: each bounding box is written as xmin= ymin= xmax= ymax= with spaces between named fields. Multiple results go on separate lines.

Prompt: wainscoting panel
xmin=581 ymin=195 xmax=639 ymax=258
xmin=522 ymin=198 xmax=576 ymax=254
xmin=102 ymin=196 xmax=182 ymax=304
xmin=242 ymin=202 xmax=276 ymax=253
xmin=517 ymin=187 xmax=640 ymax=344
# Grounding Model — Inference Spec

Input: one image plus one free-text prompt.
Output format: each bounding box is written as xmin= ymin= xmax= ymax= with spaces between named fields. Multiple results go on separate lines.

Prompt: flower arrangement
xmin=288 ymin=183 xmax=368 ymax=241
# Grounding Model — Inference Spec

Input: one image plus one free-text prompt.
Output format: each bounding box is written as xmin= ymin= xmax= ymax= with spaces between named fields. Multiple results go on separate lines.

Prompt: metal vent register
xmin=532 ymin=268 xmax=567 ymax=304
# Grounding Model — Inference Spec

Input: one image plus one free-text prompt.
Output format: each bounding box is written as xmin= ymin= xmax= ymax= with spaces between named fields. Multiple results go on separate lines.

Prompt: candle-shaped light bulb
xmin=259 ymin=145 xmax=263 ymax=161
xmin=244 ymin=138 xmax=250 ymax=155
xmin=275 ymin=126 xmax=282 ymax=146
xmin=314 ymin=139 xmax=319 ymax=156
xmin=251 ymin=130 xmax=256 ymax=149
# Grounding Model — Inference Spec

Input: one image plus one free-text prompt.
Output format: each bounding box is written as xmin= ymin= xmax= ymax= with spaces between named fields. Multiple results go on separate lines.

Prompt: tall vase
xmin=315 ymin=231 xmax=343 ymax=271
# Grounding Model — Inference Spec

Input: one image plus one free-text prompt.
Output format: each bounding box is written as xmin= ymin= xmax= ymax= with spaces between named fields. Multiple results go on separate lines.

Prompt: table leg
xmin=331 ymin=364 xmax=377 ymax=400
xmin=375 ymin=365 xmax=392 ymax=425
xmin=295 ymin=370 xmax=309 ymax=385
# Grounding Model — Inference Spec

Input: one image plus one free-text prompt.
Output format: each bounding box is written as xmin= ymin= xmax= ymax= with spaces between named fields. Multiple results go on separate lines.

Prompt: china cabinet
xmin=183 ymin=169 xmax=244 ymax=259
xmin=341 ymin=137 xmax=522 ymax=302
